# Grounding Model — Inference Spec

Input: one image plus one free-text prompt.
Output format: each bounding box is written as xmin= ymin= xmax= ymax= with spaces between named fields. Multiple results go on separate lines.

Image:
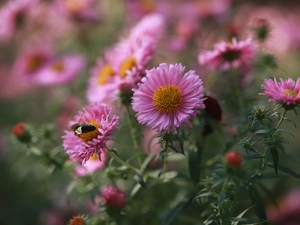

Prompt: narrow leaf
xmin=248 ymin=186 xmax=267 ymax=224
xmin=134 ymin=172 xmax=147 ymax=189
xmin=270 ymin=147 xmax=278 ymax=174
xmin=267 ymin=163 xmax=300 ymax=179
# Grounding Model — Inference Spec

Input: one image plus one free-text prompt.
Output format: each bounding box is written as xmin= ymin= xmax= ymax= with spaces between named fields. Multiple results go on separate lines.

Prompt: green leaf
xmin=248 ymin=186 xmax=267 ymax=224
xmin=231 ymin=205 xmax=255 ymax=225
xmin=270 ymin=147 xmax=278 ymax=174
xmin=231 ymin=217 xmax=269 ymax=224
xmin=160 ymin=191 xmax=193 ymax=225
xmin=267 ymin=163 xmax=300 ymax=179
xmin=254 ymin=129 xmax=268 ymax=135
xmin=133 ymin=172 xmax=147 ymax=189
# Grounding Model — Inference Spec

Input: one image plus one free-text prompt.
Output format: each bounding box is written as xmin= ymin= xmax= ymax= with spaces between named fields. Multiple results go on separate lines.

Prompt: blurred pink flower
xmin=13 ymin=47 xmax=53 ymax=81
xmin=75 ymin=150 xmax=108 ymax=177
xmin=0 ymin=0 xmax=37 ymax=41
xmin=86 ymin=55 xmax=120 ymax=105
xmin=62 ymin=103 xmax=119 ymax=165
xmin=260 ymin=77 xmax=300 ymax=107
xmin=168 ymin=18 xmax=198 ymax=51
xmin=267 ymin=189 xmax=300 ymax=225
xmin=86 ymin=13 xmax=165 ymax=107
xmin=132 ymin=63 xmax=206 ymax=134
xmin=198 ymin=37 xmax=257 ymax=71
xmin=32 ymin=55 xmax=86 ymax=86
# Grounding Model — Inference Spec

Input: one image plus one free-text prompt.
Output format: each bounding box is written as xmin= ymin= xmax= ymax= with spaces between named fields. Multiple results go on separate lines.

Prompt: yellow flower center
xmin=89 ymin=152 xmax=99 ymax=161
xmin=284 ymin=89 xmax=298 ymax=98
xmin=78 ymin=119 xmax=101 ymax=143
xmin=152 ymin=84 xmax=182 ymax=113
xmin=120 ymin=56 xmax=136 ymax=79
xmin=52 ymin=61 xmax=65 ymax=72
xmin=97 ymin=64 xmax=115 ymax=85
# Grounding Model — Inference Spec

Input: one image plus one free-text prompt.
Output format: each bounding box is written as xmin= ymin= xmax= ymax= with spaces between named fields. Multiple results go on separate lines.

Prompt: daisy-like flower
xmin=32 ymin=55 xmax=86 ymax=86
xmin=259 ymin=77 xmax=300 ymax=109
xmin=62 ymin=103 xmax=119 ymax=165
xmin=0 ymin=0 xmax=37 ymax=41
xmin=198 ymin=37 xmax=257 ymax=71
xmin=132 ymin=63 xmax=206 ymax=134
xmin=86 ymin=53 xmax=120 ymax=105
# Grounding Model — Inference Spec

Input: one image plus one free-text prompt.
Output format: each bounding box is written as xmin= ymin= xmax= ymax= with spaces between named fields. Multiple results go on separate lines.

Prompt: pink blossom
xmin=260 ymin=77 xmax=300 ymax=106
xmin=267 ymin=189 xmax=300 ymax=225
xmin=62 ymin=103 xmax=119 ymax=165
xmin=132 ymin=63 xmax=206 ymax=134
xmin=32 ymin=55 xmax=86 ymax=86
xmin=198 ymin=37 xmax=257 ymax=71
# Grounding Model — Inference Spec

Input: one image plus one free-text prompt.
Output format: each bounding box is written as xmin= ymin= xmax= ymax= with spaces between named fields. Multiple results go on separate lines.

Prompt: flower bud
xmin=251 ymin=18 xmax=271 ymax=42
xmin=69 ymin=216 xmax=85 ymax=225
xmin=225 ymin=151 xmax=242 ymax=168
xmin=101 ymin=186 xmax=127 ymax=209
xmin=12 ymin=123 xmax=32 ymax=143
xmin=118 ymin=81 xmax=134 ymax=106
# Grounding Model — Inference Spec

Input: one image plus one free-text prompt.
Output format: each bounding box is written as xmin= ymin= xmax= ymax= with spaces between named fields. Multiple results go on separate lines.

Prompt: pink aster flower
xmin=32 ymin=55 xmax=86 ymax=86
xmin=101 ymin=186 xmax=127 ymax=209
xmin=86 ymin=55 xmax=120 ymax=105
xmin=198 ymin=37 xmax=257 ymax=71
xmin=13 ymin=47 xmax=53 ymax=81
xmin=87 ymin=14 xmax=165 ymax=107
xmin=62 ymin=103 xmax=119 ymax=165
xmin=0 ymin=0 xmax=37 ymax=41
xmin=259 ymin=77 xmax=300 ymax=107
xmin=132 ymin=63 xmax=206 ymax=134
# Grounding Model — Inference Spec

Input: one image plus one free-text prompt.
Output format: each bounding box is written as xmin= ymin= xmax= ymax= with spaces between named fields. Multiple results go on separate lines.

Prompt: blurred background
xmin=1 ymin=0 xmax=300 ymax=224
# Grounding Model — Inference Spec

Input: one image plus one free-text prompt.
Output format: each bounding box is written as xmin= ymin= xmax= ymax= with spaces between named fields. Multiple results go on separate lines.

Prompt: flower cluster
xmin=4 ymin=1 xmax=300 ymax=225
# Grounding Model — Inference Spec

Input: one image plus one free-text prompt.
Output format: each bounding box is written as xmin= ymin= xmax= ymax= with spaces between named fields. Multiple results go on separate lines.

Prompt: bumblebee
xmin=71 ymin=123 xmax=96 ymax=136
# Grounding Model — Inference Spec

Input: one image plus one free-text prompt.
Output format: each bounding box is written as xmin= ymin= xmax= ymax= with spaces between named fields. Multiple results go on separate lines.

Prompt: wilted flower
xmin=62 ymin=103 xmax=119 ymax=165
xmin=198 ymin=37 xmax=257 ymax=71
xmin=260 ymin=77 xmax=300 ymax=109
xmin=132 ymin=63 xmax=206 ymax=134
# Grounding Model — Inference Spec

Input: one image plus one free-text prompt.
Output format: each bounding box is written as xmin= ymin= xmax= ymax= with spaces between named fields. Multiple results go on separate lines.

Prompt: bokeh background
xmin=1 ymin=0 xmax=300 ymax=224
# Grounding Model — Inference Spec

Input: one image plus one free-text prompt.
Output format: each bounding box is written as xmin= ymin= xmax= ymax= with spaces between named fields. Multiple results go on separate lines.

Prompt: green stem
xmin=125 ymin=106 xmax=142 ymax=166
xmin=275 ymin=110 xmax=287 ymax=130
xmin=106 ymin=147 xmax=138 ymax=173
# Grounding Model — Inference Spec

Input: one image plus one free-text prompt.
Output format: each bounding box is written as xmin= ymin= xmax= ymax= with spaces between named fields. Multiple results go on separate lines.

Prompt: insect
xmin=71 ymin=123 xmax=96 ymax=136
xmin=71 ymin=109 xmax=97 ymax=137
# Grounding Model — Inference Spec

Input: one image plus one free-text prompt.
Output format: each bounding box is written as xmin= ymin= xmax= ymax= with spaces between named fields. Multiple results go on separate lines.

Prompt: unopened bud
xmin=12 ymin=123 xmax=32 ymax=143
xmin=225 ymin=151 xmax=242 ymax=168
